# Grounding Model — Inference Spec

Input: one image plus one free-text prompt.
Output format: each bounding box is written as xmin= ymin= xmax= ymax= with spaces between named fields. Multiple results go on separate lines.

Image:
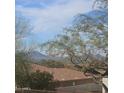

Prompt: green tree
xmin=15 ymin=15 xmax=34 ymax=92
xmin=15 ymin=52 xmax=31 ymax=88
xmin=29 ymin=70 xmax=55 ymax=90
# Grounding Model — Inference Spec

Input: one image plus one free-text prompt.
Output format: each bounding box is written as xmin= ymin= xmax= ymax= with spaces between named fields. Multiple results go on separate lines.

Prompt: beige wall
xmin=102 ymin=78 xmax=108 ymax=93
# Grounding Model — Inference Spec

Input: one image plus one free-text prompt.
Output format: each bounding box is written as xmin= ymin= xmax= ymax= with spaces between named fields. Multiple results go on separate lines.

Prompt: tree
xmin=15 ymin=15 xmax=32 ymax=51
xmin=29 ymin=70 xmax=55 ymax=90
xmin=15 ymin=52 xmax=31 ymax=89
xmin=93 ymin=0 xmax=108 ymax=10
xmin=40 ymin=0 xmax=108 ymax=93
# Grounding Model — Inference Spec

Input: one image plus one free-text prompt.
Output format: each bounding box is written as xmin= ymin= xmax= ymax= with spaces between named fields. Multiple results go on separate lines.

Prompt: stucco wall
xmin=102 ymin=78 xmax=108 ymax=93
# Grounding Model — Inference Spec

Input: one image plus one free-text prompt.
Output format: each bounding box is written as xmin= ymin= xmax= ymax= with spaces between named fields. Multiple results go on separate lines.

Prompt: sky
xmin=16 ymin=0 xmax=94 ymax=47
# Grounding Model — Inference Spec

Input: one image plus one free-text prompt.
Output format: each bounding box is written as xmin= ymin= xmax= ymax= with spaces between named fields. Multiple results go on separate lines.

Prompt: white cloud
xmin=16 ymin=0 xmax=93 ymax=33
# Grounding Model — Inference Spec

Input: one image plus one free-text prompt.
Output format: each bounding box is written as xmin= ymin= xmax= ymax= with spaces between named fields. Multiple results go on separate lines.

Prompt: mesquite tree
xmin=41 ymin=0 xmax=108 ymax=93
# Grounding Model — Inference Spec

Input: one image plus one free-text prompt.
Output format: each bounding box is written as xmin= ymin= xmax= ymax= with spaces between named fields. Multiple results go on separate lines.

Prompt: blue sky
xmin=16 ymin=0 xmax=93 ymax=46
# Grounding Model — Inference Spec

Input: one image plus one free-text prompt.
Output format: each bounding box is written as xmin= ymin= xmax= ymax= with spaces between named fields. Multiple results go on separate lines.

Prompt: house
xmin=31 ymin=64 xmax=102 ymax=93
xmin=31 ymin=63 xmax=90 ymax=81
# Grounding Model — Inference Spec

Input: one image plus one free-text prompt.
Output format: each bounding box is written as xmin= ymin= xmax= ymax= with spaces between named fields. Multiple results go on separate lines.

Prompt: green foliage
xmin=15 ymin=53 xmax=55 ymax=90
xmin=40 ymin=60 xmax=64 ymax=68
xmin=29 ymin=70 xmax=55 ymax=90
xmin=15 ymin=70 xmax=29 ymax=88
xmin=15 ymin=52 xmax=31 ymax=88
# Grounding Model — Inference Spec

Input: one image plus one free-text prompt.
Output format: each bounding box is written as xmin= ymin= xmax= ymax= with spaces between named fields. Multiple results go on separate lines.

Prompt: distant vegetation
xmin=40 ymin=60 xmax=65 ymax=68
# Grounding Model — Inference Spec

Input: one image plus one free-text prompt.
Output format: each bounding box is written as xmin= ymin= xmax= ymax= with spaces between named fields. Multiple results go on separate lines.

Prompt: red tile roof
xmin=31 ymin=64 xmax=89 ymax=81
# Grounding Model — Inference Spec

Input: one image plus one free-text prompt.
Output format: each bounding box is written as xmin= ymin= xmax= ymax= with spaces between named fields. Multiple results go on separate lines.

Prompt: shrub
xmin=29 ymin=70 xmax=55 ymax=90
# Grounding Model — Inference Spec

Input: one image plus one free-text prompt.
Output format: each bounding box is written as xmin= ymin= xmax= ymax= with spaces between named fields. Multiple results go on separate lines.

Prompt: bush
xmin=15 ymin=52 xmax=31 ymax=88
xmin=29 ymin=70 xmax=55 ymax=90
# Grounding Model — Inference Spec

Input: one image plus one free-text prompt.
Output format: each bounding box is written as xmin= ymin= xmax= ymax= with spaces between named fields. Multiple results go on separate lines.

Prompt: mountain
xmin=27 ymin=51 xmax=65 ymax=63
xmin=28 ymin=51 xmax=48 ymax=61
